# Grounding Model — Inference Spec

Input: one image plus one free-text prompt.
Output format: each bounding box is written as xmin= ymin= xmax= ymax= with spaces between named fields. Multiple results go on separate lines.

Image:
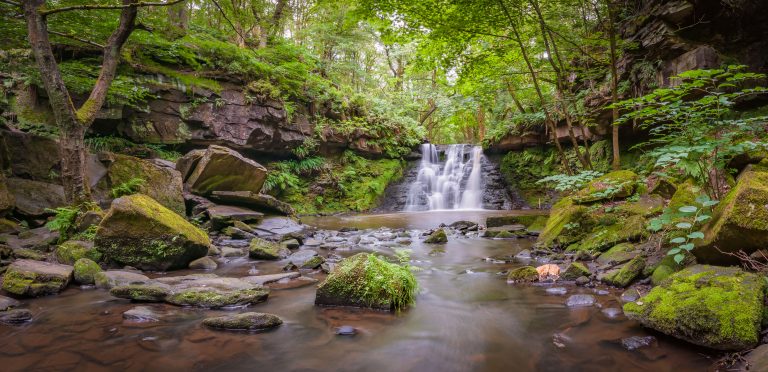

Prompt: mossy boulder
xmin=618 ymin=195 xmax=664 ymax=217
xmin=567 ymin=214 xmax=648 ymax=253
xmin=249 ymin=237 xmax=289 ymax=260
xmin=110 ymin=284 xmax=172 ymax=302
xmin=176 ymin=149 xmax=205 ymax=181
xmin=73 ymin=258 xmax=102 ymax=285
xmin=601 ymin=255 xmax=645 ymax=288
xmin=623 ymin=265 xmax=765 ymax=350
xmin=94 ymin=154 xmax=185 ymax=215
xmin=424 ymin=228 xmax=448 ymax=244
xmin=596 ymin=243 xmax=638 ymax=265
xmin=55 ymin=240 xmax=101 ymax=265
xmin=0 ymin=173 xmax=15 ymax=215
xmin=573 ymin=170 xmax=638 ymax=204
xmin=315 ymin=253 xmax=417 ymax=311
xmin=668 ymin=179 xmax=701 ymax=213
xmin=186 ymin=145 xmax=268 ymax=196
xmin=507 ymin=266 xmax=539 ymax=283
xmin=203 ymin=312 xmax=282 ymax=331
xmin=650 ymin=178 xmax=677 ymax=199
xmin=694 ymin=167 xmax=768 ymax=264
xmin=94 ymin=194 xmax=210 ymax=271
xmin=561 ymin=262 xmax=591 ymax=280
xmin=486 ymin=214 xmax=548 ymax=228
xmin=537 ymin=197 xmax=597 ymax=249
xmin=648 ymin=253 xmax=695 ymax=286
xmin=1 ymin=259 xmax=73 ymax=297
xmin=167 ymin=287 xmax=269 ymax=308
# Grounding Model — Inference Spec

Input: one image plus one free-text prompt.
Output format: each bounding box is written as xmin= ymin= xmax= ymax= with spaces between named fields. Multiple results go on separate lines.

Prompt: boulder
xmin=6 ymin=178 xmax=65 ymax=217
xmin=424 ymin=228 xmax=448 ymax=244
xmin=507 ymin=266 xmax=538 ymax=283
xmin=596 ymin=243 xmax=638 ymax=265
xmin=567 ymin=214 xmax=647 ymax=253
xmin=601 ymin=255 xmax=645 ymax=288
xmin=203 ymin=312 xmax=282 ymax=331
xmin=210 ymin=191 xmax=295 ymax=216
xmin=0 ymin=130 xmax=59 ymax=181
xmin=249 ymin=238 xmax=289 ymax=260
xmin=110 ymin=283 xmax=172 ymax=302
xmin=175 ymin=149 xmax=205 ymax=181
xmin=186 ymin=145 xmax=268 ymax=196
xmin=207 ymin=205 xmax=264 ymax=230
xmin=189 ymin=256 xmax=217 ymax=270
xmin=694 ymin=165 xmax=768 ymax=263
xmin=95 ymin=194 xmax=210 ymax=271
xmin=0 ymin=174 xmax=14 ymax=215
xmin=94 ymin=270 xmax=151 ymax=289
xmin=286 ymin=249 xmax=319 ymax=267
xmin=5 ymin=226 xmax=59 ymax=250
xmin=73 ymin=258 xmax=102 ymax=285
xmin=315 ymin=253 xmax=416 ymax=311
xmin=561 ymin=262 xmax=591 ymax=280
xmin=55 ymin=240 xmax=101 ymax=265
xmin=2 ymin=259 xmax=73 ymax=297
xmin=573 ymin=170 xmax=638 ymax=204
xmin=537 ymin=197 xmax=597 ymax=249
xmin=623 ymin=265 xmax=764 ymax=350
xmin=162 ymin=276 xmax=269 ymax=308
xmin=93 ymin=154 xmax=185 ymax=215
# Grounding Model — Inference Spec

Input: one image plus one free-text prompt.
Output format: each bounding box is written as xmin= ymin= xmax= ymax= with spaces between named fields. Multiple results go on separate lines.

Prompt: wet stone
xmin=0 ymin=309 xmax=32 ymax=324
xmin=336 ymin=325 xmax=357 ymax=336
xmin=566 ymin=294 xmax=596 ymax=307
xmin=621 ymin=336 xmax=657 ymax=351
xmin=601 ymin=308 xmax=624 ymax=319
xmin=0 ymin=295 xmax=20 ymax=311
xmin=203 ymin=312 xmax=283 ymax=331
xmin=575 ymin=276 xmax=590 ymax=286
xmin=545 ymin=287 xmax=568 ymax=295
xmin=620 ymin=288 xmax=641 ymax=302
xmin=123 ymin=306 xmax=162 ymax=322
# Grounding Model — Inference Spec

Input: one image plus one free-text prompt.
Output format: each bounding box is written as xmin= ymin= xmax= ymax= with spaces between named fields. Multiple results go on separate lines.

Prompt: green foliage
xmin=111 ymin=177 xmax=146 ymax=198
xmin=45 ymin=202 xmax=99 ymax=241
xmin=537 ymin=171 xmax=603 ymax=192
xmin=263 ymin=157 xmax=325 ymax=193
xmin=85 ymin=136 xmax=181 ymax=161
xmin=614 ymin=66 xmax=768 ymax=198
xmin=647 ymin=195 xmax=719 ymax=264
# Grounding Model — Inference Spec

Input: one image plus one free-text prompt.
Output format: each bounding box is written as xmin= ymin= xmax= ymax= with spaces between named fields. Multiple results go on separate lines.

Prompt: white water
xmin=404 ymin=144 xmax=485 ymax=211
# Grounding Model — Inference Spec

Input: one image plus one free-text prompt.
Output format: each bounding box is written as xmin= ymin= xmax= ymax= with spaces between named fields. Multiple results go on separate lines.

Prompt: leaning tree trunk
xmin=59 ymin=120 xmax=90 ymax=204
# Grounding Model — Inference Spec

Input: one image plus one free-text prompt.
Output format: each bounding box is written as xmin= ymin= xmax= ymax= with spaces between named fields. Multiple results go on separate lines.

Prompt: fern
xmin=111 ymin=177 xmax=146 ymax=198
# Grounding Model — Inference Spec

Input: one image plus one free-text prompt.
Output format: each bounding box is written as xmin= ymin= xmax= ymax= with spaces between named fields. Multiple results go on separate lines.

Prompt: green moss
xmin=596 ymin=243 xmax=637 ymax=265
xmin=424 ymin=229 xmax=448 ymax=243
xmin=573 ymin=170 xmax=638 ymax=203
xmin=167 ymin=287 xmax=269 ymax=308
xmin=507 ymin=266 xmax=539 ymax=283
xmin=110 ymin=284 xmax=170 ymax=302
xmin=248 ymin=238 xmax=284 ymax=260
xmin=601 ymin=255 xmax=645 ymax=287
xmin=567 ymin=214 xmax=648 ymax=253
xmin=301 ymin=255 xmax=325 ymax=269
xmin=537 ymin=197 xmax=597 ymax=249
xmin=668 ymin=180 xmax=701 ymax=213
xmin=55 ymin=241 xmax=101 ymax=265
xmin=73 ymin=258 xmax=102 ymax=285
xmin=618 ymin=195 xmax=665 ymax=217
xmin=623 ymin=265 xmax=765 ymax=350
xmin=561 ymin=262 xmax=591 ymax=280
xmin=13 ymin=249 xmax=47 ymax=261
xmin=1 ymin=268 xmax=68 ymax=297
xmin=99 ymin=155 xmax=185 ymax=215
xmin=315 ymin=253 xmax=417 ymax=311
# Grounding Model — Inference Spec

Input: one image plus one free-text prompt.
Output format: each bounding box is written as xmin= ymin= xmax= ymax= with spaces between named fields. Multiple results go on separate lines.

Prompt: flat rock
xmin=0 ymin=295 xmax=20 ymax=311
xmin=2 ymin=259 xmax=73 ymax=297
xmin=186 ymin=145 xmax=268 ymax=196
xmin=0 ymin=309 xmax=33 ymax=324
xmin=94 ymin=270 xmax=151 ymax=289
xmin=189 ymin=257 xmax=217 ymax=270
xmin=565 ymin=294 xmax=596 ymax=307
xmin=252 ymin=217 xmax=306 ymax=236
xmin=123 ymin=306 xmax=163 ymax=322
xmin=6 ymin=178 xmax=66 ymax=217
xmin=202 ymin=312 xmax=282 ymax=331
xmin=243 ymin=272 xmax=301 ymax=285
xmin=286 ymin=250 xmax=319 ymax=266
xmin=210 ymin=191 xmax=295 ymax=216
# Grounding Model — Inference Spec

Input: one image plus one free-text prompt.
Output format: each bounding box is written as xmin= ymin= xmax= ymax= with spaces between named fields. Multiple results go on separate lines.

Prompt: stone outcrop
xmin=6 ymin=177 xmax=66 ymax=217
xmin=209 ymin=190 xmax=295 ymax=216
xmin=95 ymin=194 xmax=210 ymax=271
xmin=185 ymin=145 xmax=267 ymax=196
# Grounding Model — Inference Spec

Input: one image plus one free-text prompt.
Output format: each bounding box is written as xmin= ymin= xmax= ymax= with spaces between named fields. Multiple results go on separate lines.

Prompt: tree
xmin=17 ymin=0 xmax=184 ymax=204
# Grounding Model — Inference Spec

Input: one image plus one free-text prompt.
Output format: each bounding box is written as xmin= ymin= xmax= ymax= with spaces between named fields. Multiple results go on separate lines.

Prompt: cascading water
xmin=404 ymin=144 xmax=485 ymax=211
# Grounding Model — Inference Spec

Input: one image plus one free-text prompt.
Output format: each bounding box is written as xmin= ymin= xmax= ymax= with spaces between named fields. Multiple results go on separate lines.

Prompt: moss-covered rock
xmin=55 ymin=240 xmax=101 ymax=265
xmin=648 ymin=253 xmax=695 ymax=286
xmin=0 ymin=173 xmax=15 ymax=215
xmin=507 ymin=266 xmax=539 ymax=283
xmin=186 ymin=145 xmax=268 ymax=196
xmin=424 ymin=228 xmax=448 ymax=244
xmin=73 ymin=258 xmax=102 ymax=285
xmin=167 ymin=287 xmax=269 ymax=308
xmin=601 ymin=255 xmax=645 ymax=288
xmin=596 ymin=243 xmax=638 ymax=265
xmin=567 ymin=214 xmax=647 ymax=253
xmin=668 ymin=180 xmax=701 ymax=213
xmin=203 ymin=312 xmax=282 ymax=331
xmin=94 ymin=154 xmax=185 ymax=215
xmin=537 ymin=197 xmax=597 ymax=249
xmin=486 ymin=214 xmax=548 ymax=228
xmin=618 ymin=195 xmax=664 ymax=217
xmin=494 ymin=230 xmax=516 ymax=239
xmin=623 ymin=265 xmax=765 ymax=350
xmin=13 ymin=248 xmax=47 ymax=261
xmin=110 ymin=284 xmax=172 ymax=302
xmin=315 ymin=253 xmax=417 ymax=311
xmin=650 ymin=178 xmax=677 ymax=199
xmin=573 ymin=170 xmax=638 ymax=204
xmin=561 ymin=262 xmax=591 ymax=280
xmin=248 ymin=237 xmax=289 ymax=260
xmin=94 ymin=194 xmax=210 ymax=271
xmin=694 ymin=166 xmax=768 ymax=264
xmin=2 ymin=259 xmax=73 ymax=297
xmin=94 ymin=270 xmax=151 ymax=289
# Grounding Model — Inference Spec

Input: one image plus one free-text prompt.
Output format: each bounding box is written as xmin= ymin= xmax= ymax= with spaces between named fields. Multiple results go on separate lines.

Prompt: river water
xmin=0 ymin=211 xmax=713 ymax=371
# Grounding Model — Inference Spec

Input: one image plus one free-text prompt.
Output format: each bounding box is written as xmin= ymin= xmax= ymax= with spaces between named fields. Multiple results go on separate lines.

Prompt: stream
xmin=0 ymin=211 xmax=713 ymax=371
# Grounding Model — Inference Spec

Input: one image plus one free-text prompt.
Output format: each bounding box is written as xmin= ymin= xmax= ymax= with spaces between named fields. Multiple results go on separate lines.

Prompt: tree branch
xmin=41 ymin=0 xmax=184 ymax=16
xmin=49 ymin=30 xmax=104 ymax=48
xmin=0 ymin=0 xmax=20 ymax=8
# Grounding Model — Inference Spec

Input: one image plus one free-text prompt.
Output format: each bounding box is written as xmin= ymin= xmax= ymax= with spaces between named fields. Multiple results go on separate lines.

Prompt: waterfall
xmin=404 ymin=144 xmax=485 ymax=211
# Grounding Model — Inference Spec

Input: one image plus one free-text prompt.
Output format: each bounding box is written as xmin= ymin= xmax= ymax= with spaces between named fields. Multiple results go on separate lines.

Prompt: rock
xmin=110 ymin=284 xmax=172 ymax=302
xmin=514 ymin=249 xmax=532 ymax=261
xmin=695 ymin=165 xmax=768 ymax=263
xmin=280 ymin=238 xmax=300 ymax=249
xmin=601 ymin=308 xmax=623 ymax=319
xmin=507 ymin=266 xmax=538 ymax=283
xmin=189 ymin=257 xmax=217 ymax=270
xmin=620 ymin=288 xmax=641 ymax=302
xmin=123 ymin=306 xmax=162 ymax=322
xmin=601 ymin=255 xmax=645 ymax=288
xmin=73 ymin=258 xmax=102 ymax=285
xmin=0 ymin=174 xmax=14 ymax=215
xmin=336 ymin=325 xmax=357 ymax=335
xmin=649 ymin=253 xmax=693 ymax=286
xmin=208 ymin=205 xmax=264 ymax=230
xmin=621 ymin=336 xmax=657 ymax=351
xmin=75 ymin=210 xmax=104 ymax=233
xmin=536 ymin=264 xmax=560 ymax=281
xmin=0 ymin=218 xmax=18 ymax=234
xmin=186 ymin=145 xmax=268 ymax=196
xmin=448 ymin=220 xmax=478 ymax=231
xmin=175 ymin=149 xmax=206 ymax=181
xmin=209 ymin=191 xmax=295 ymax=216
xmin=573 ymin=170 xmax=638 ymax=204
xmin=94 ymin=270 xmax=151 ymax=289
xmin=537 ymin=197 xmax=597 ymax=249
xmin=202 ymin=312 xmax=282 ymax=331
xmin=222 ymin=227 xmax=256 ymax=240
xmin=575 ymin=276 xmax=590 ymax=286
xmin=424 ymin=228 xmax=448 ymax=244
xmin=5 ymin=226 xmax=59 ymax=251
xmin=623 ymin=265 xmax=765 ymax=350
xmin=242 ymin=272 xmax=300 ymax=285
xmin=650 ymin=178 xmax=677 ymax=199
xmin=2 ymin=259 xmax=73 ymax=297
xmin=744 ymin=344 xmax=768 ymax=371
xmin=561 ymin=262 xmax=591 ymax=280
xmin=315 ymin=253 xmax=416 ymax=311
xmin=596 ymin=243 xmax=637 ymax=265
xmin=12 ymin=248 xmax=47 ymax=261
xmin=286 ymin=249 xmax=319 ymax=267
xmin=55 ymin=240 xmax=101 ymax=265
xmin=486 ymin=215 xmax=546 ymax=228
xmin=167 ymin=285 xmax=268 ymax=308
xmin=6 ymin=178 xmax=65 ymax=217
xmin=251 ymin=216 xmax=308 ymax=236
xmin=220 ymin=247 xmax=244 ymax=258
xmin=567 ymin=214 xmax=648 ymax=253
xmin=566 ymin=294 xmax=596 ymax=307
xmin=494 ymin=230 xmax=517 ymax=239
xmin=249 ymin=238 xmax=290 ymax=260
xmin=300 ymin=255 xmax=325 ymax=270
xmin=0 ymin=295 xmax=20 ymax=311
xmin=95 ymin=194 xmax=210 ymax=271
xmin=0 ymin=309 xmax=33 ymax=324
xmin=546 ymin=287 xmax=568 ymax=295
xmin=93 ymin=154 xmax=185 ymax=215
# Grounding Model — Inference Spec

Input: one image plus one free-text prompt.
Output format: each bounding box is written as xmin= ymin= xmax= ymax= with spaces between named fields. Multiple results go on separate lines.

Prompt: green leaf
xmin=701 ymin=200 xmax=719 ymax=207
xmin=687 ymin=232 xmax=705 ymax=239
xmin=678 ymin=206 xmax=698 ymax=213
xmin=670 ymin=237 xmax=686 ymax=244
xmin=674 ymin=254 xmax=685 ymax=264
xmin=675 ymin=222 xmax=693 ymax=229
xmin=695 ymin=215 xmax=712 ymax=222
xmin=679 ymin=243 xmax=695 ymax=251
xmin=668 ymin=248 xmax=681 ymax=255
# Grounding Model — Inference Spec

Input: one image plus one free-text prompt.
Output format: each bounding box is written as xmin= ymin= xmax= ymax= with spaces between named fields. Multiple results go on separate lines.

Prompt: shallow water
xmin=0 ymin=211 xmax=714 ymax=371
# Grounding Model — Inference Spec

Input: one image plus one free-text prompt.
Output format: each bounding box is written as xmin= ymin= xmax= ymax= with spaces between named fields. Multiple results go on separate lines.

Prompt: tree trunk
xmin=59 ymin=120 xmax=90 ymax=203
xmin=607 ymin=0 xmax=621 ymax=170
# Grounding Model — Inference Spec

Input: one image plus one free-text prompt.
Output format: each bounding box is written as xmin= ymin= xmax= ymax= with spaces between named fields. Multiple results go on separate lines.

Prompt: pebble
xmin=621 ymin=336 xmax=657 ymax=351
xmin=575 ymin=276 xmax=590 ymax=286
xmin=545 ymin=287 xmax=568 ymax=295
xmin=565 ymin=294 xmax=596 ymax=307
xmin=336 ymin=325 xmax=357 ymax=336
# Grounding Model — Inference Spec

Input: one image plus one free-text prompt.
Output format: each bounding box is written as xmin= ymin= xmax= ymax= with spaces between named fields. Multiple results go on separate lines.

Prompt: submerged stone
xmin=424 ymin=228 xmax=448 ymax=244
xmin=621 ymin=336 xmax=657 ymax=351
xmin=336 ymin=325 xmax=357 ymax=336
xmin=623 ymin=265 xmax=765 ymax=351
xmin=565 ymin=294 xmax=596 ymax=307
xmin=0 ymin=309 xmax=32 ymax=324
xmin=202 ymin=312 xmax=282 ymax=331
